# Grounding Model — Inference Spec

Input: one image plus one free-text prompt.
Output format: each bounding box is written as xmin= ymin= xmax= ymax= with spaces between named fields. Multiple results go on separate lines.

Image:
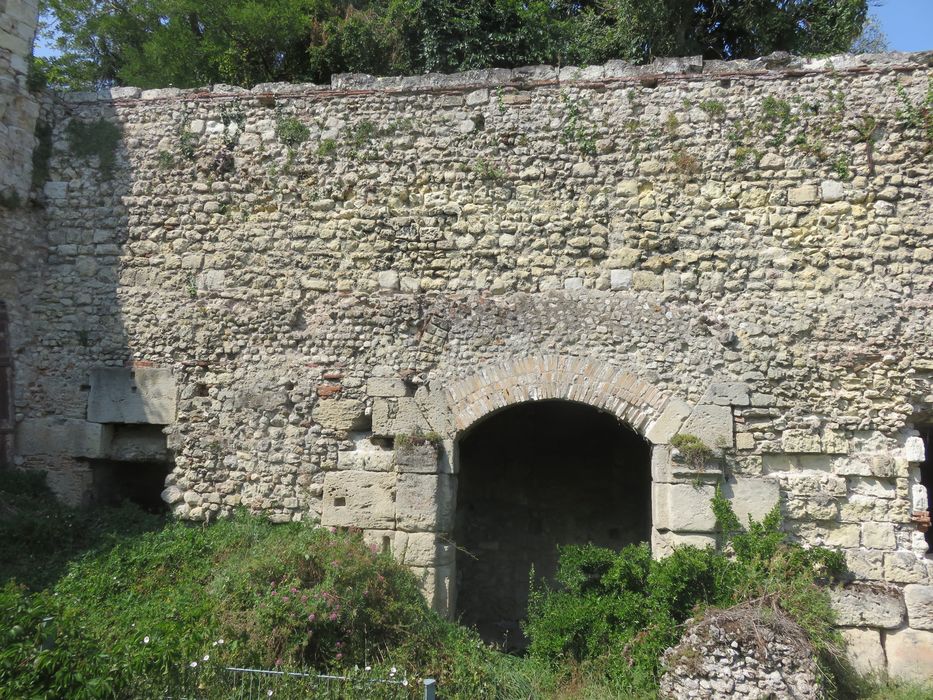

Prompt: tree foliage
xmin=36 ymin=0 xmax=869 ymax=90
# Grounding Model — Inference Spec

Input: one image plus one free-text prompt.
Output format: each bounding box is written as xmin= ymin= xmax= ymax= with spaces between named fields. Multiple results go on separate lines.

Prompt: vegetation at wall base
xmin=523 ymin=489 xmax=848 ymax=697
xmin=2 ymin=471 xmax=932 ymax=699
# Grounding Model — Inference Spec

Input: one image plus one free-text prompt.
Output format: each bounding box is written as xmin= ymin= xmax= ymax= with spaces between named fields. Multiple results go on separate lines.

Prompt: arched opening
xmin=453 ymin=399 xmax=651 ymax=649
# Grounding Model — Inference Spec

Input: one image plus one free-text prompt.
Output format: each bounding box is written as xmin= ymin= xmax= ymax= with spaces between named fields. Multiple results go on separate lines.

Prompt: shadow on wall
xmin=11 ymin=96 xmax=174 ymax=512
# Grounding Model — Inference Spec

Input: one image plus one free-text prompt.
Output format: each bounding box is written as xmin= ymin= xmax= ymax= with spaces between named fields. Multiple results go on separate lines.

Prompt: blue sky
xmin=875 ymin=0 xmax=933 ymax=51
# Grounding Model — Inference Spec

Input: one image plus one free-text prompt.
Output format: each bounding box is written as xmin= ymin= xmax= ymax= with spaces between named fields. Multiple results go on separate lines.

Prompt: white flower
xmin=203 ymin=654 xmax=210 ymax=661
xmin=267 ymin=691 xmax=273 ymax=697
xmin=402 ymin=679 xmax=408 ymax=687
xmin=365 ymin=666 xmax=371 ymax=672
xmin=143 ymin=636 xmax=150 ymax=644
xmin=218 ymin=639 xmax=224 ymax=644
xmin=390 ymin=666 xmax=397 ymax=675
xmin=189 ymin=661 xmax=198 ymax=668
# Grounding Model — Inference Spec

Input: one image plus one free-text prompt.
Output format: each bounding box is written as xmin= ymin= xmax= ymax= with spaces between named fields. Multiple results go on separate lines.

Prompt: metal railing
xmin=165 ymin=665 xmax=437 ymax=700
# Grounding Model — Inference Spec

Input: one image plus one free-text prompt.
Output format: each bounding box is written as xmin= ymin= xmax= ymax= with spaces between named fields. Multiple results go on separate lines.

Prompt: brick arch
xmin=445 ymin=355 xmax=674 ymax=438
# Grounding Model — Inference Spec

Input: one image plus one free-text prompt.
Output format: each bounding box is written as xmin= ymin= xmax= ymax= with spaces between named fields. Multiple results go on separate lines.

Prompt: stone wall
xmin=3 ymin=43 xmax=933 ymax=676
xmin=0 ymin=0 xmax=38 ymax=200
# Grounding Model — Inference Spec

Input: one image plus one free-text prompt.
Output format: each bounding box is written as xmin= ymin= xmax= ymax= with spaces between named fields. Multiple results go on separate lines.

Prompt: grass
xmin=2 ymin=471 xmax=933 ymax=699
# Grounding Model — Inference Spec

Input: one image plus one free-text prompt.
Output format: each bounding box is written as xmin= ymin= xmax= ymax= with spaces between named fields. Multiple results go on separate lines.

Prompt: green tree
xmin=35 ymin=0 xmax=869 ymax=90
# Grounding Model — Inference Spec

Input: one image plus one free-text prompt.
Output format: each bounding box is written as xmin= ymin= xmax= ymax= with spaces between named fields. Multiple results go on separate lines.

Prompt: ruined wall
xmin=4 ymin=47 xmax=933 ymax=674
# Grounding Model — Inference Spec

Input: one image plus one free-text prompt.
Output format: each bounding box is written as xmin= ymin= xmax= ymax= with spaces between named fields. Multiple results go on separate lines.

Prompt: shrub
xmin=276 ymin=116 xmax=310 ymax=147
xmin=524 ymin=490 xmax=846 ymax=695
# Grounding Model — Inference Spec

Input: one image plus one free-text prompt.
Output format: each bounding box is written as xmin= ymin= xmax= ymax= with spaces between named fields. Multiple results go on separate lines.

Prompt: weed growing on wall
xmin=895 ymin=77 xmax=933 ymax=153
xmin=559 ymin=91 xmax=597 ymax=156
xmin=65 ymin=118 xmax=122 ymax=180
xmin=276 ymin=115 xmax=310 ymax=147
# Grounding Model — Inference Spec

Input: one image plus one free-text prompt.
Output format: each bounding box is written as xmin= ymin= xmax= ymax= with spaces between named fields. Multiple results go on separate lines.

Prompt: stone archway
xmin=443 ymin=356 xmax=709 ymax=641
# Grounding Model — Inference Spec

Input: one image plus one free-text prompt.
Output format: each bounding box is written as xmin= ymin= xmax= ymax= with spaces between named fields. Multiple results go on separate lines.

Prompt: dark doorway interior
xmin=88 ymin=424 xmax=173 ymax=512
xmin=454 ymin=400 xmax=651 ymax=649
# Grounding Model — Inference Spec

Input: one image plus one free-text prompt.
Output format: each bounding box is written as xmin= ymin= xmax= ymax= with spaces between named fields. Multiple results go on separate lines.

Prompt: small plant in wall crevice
xmin=670 ymin=433 xmax=714 ymax=469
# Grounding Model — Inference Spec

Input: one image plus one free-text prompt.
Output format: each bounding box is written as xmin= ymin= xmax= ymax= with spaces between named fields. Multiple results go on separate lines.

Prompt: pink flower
xmin=301 ymin=595 xmax=308 ymax=603
xmin=275 ymin=658 xmax=282 ymax=667
xmin=308 ymin=613 xmax=316 ymax=622
xmin=282 ymin=596 xmax=289 ymax=602
xmin=336 ymin=653 xmax=343 ymax=660
xmin=329 ymin=612 xmax=337 ymax=621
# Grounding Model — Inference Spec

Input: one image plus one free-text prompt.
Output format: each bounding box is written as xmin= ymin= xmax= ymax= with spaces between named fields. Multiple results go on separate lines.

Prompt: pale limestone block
xmin=840 ymin=628 xmax=885 ymax=677
xmin=373 ymin=397 xmax=429 ymax=437
xmin=822 ymin=429 xmax=849 ymax=454
xmin=721 ymin=476 xmax=779 ymax=525
xmin=411 ymin=563 xmax=455 ymax=617
xmin=87 ymin=367 xmax=176 ymax=424
xmin=788 ymin=184 xmax=819 ymax=205
xmin=735 ymin=432 xmax=755 ymax=450
xmin=396 ymin=473 xmax=456 ymax=532
xmin=361 ymin=529 xmax=395 ymax=555
xmin=336 ymin=447 xmax=393 ymax=472
xmin=376 ymin=270 xmax=399 ymax=290
xmin=650 ymin=445 xmax=674 ymax=483
xmin=394 ymin=531 xmax=455 ymax=567
xmin=653 ymin=482 xmax=717 ymax=532
xmin=848 ymin=476 xmax=896 ymax=499
xmin=824 ymin=524 xmax=861 ymax=549
xmin=886 ymin=628 xmax=933 ymax=683
xmin=781 ymin=429 xmax=822 ymax=453
xmin=43 ymin=464 xmax=94 ymax=506
xmin=650 ymin=530 xmax=717 ymax=558
xmin=861 ymin=522 xmax=895 ymax=550
xmin=700 ymin=381 xmax=750 ymax=407
xmin=820 ymin=180 xmax=845 ymax=203
xmin=366 ymin=377 xmax=408 ymax=397
xmin=321 ymin=470 xmax=396 ymax=529
xmin=609 ymin=269 xmax=632 ymax=290
xmin=845 ymin=549 xmax=885 ymax=581
xmin=829 ymin=584 xmax=905 ymax=628
xmin=16 ymin=418 xmax=112 ymax=458
xmin=905 ymin=435 xmax=926 ymax=463
xmin=395 ymin=443 xmax=439 ymax=473
xmin=312 ymin=399 xmax=367 ymax=432
xmin=679 ymin=404 xmax=733 ymax=449
xmin=905 ymin=584 xmax=933 ymax=630
xmin=884 ymin=551 xmax=930 ymax=584
xmin=645 ymin=398 xmax=691 ymax=445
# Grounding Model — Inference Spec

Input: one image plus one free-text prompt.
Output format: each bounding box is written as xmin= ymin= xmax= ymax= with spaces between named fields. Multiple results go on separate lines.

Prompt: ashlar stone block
xmin=829 ymin=584 xmax=905 ymax=628
xmin=645 ymin=398 xmax=691 ymax=445
xmin=840 ymin=628 xmax=885 ymax=677
xmin=87 ymin=367 xmax=176 ymax=424
xmin=653 ymin=482 xmax=717 ymax=532
xmin=321 ymin=470 xmax=396 ymax=529
xmin=720 ymin=476 xmax=779 ymax=525
xmin=396 ymin=473 xmax=456 ymax=533
xmin=395 ymin=443 xmax=439 ymax=473
xmin=410 ymin=563 xmax=455 ymax=617
xmin=312 ymin=399 xmax=367 ymax=432
xmin=886 ymin=628 xmax=933 ymax=683
xmin=17 ymin=417 xmax=112 ymax=458
xmin=394 ymin=531 xmax=455 ymax=567
xmin=904 ymin=584 xmax=933 ymax=630
xmin=679 ymin=404 xmax=733 ymax=449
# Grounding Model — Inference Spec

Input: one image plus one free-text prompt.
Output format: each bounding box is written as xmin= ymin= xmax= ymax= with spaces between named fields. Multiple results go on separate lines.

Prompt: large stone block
xmin=653 ymin=482 xmax=717 ymax=532
xmin=336 ymin=444 xmax=394 ymax=471
xmin=829 ymin=583 xmax=905 ymax=628
xmin=395 ymin=443 xmax=440 ymax=473
xmin=410 ymin=563 xmax=455 ymax=617
xmin=650 ymin=529 xmax=716 ymax=558
xmin=394 ymin=531 xmax=455 ymax=567
xmin=396 ymin=473 xmax=456 ymax=532
xmin=700 ymin=381 xmax=750 ymax=407
xmin=372 ymin=397 xmax=430 ymax=437
xmin=840 ymin=628 xmax=885 ymax=677
xmin=886 ymin=628 xmax=933 ymax=683
xmin=884 ymin=551 xmax=930 ymax=584
xmin=321 ymin=470 xmax=396 ymax=529
xmin=904 ymin=584 xmax=933 ymax=630
xmin=645 ymin=398 xmax=691 ymax=445
xmin=721 ymin=476 xmax=779 ymax=525
xmin=87 ymin=368 xmax=176 ymax=424
xmin=679 ymin=404 xmax=733 ymax=449
xmin=312 ymin=399 xmax=367 ymax=432
xmin=781 ymin=429 xmax=822 ymax=453
xmin=16 ymin=417 xmax=112 ymax=458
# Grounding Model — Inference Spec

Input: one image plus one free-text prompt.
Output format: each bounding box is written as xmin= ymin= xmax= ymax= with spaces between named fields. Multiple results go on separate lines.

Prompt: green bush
xmin=524 ymin=489 xmax=847 ymax=696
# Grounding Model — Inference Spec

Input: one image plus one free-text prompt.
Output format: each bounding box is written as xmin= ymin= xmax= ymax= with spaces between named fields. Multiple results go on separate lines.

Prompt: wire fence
xmin=164 ymin=665 xmax=436 ymax=700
